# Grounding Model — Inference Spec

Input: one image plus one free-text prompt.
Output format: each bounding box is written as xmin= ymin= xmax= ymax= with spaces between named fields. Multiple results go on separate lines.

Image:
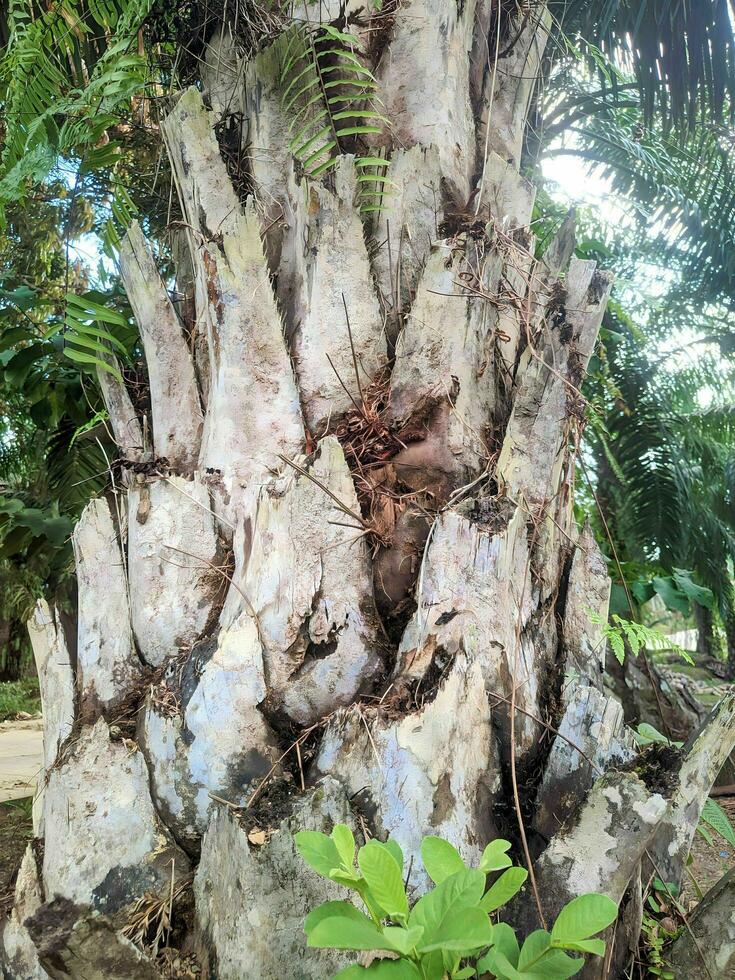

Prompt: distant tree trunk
xmin=0 ymin=618 xmax=15 ymax=681
xmin=0 ymin=618 xmax=27 ymax=683
xmin=693 ymin=601 xmax=715 ymax=659
xmin=4 ymin=3 xmax=735 ymax=978
xmin=723 ymin=597 xmax=735 ymax=678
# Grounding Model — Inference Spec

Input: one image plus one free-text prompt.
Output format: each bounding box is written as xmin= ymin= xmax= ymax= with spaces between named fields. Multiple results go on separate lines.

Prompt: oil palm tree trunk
xmin=693 ymin=601 xmax=715 ymax=659
xmin=3 ymin=3 xmax=735 ymax=978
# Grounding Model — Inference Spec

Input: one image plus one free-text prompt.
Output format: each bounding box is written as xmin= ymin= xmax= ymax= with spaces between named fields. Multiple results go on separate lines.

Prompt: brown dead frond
xmin=149 ymin=678 xmax=181 ymax=718
xmin=147 ymin=646 xmax=191 ymax=719
xmin=335 ymin=369 xmax=403 ymax=474
xmin=122 ymin=874 xmax=193 ymax=956
xmin=332 ymin=369 xmax=433 ymax=552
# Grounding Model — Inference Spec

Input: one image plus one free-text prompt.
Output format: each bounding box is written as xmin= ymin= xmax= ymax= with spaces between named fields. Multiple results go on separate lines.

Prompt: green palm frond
xmin=552 ymin=0 xmax=735 ymax=131
xmin=46 ymin=415 xmax=110 ymax=513
xmin=0 ymin=0 xmax=153 ymax=226
xmin=51 ymin=292 xmax=135 ymax=378
xmin=1 ymin=1 xmax=150 ymax=377
xmin=586 ymin=328 xmax=735 ymax=609
xmin=541 ymin=68 xmax=735 ymax=323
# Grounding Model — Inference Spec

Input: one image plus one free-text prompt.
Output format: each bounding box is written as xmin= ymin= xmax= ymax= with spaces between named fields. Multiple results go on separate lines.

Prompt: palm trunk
xmin=0 ymin=618 xmax=22 ymax=682
xmin=4 ymin=4 xmax=735 ymax=978
xmin=693 ymin=601 xmax=715 ymax=659
xmin=723 ymin=594 xmax=735 ymax=679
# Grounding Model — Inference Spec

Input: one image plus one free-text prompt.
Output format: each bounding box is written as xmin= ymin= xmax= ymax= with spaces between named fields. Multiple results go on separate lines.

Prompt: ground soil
xmin=0 ymin=797 xmax=33 ymax=917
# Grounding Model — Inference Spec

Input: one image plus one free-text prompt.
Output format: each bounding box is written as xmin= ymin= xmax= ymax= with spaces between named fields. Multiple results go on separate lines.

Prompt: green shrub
xmin=0 ymin=676 xmax=41 ymax=722
xmin=295 ymin=827 xmax=618 ymax=979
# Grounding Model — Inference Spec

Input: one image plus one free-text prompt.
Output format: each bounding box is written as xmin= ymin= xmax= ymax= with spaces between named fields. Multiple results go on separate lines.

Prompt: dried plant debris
xmin=123 ymin=874 xmax=194 ymax=957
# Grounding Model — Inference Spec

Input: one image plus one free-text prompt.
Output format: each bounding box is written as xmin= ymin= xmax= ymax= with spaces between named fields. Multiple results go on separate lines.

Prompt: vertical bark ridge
xmin=1 ymin=846 xmax=47 ymax=979
xmin=127 ymin=477 xmax=222 ymax=668
xmin=388 ymin=241 xmax=499 ymax=487
xmin=283 ymin=159 xmax=387 ymax=435
xmin=42 ymin=718 xmax=190 ymax=921
xmin=27 ymin=600 xmax=75 ymax=837
xmin=315 ymin=656 xmax=501 ymax=889
xmin=220 ymin=436 xmax=383 ymax=725
xmin=139 ymin=615 xmax=281 ymax=851
xmin=374 ymin=0 xmax=478 ymax=204
xmin=369 ymin=145 xmax=443 ymax=338
xmin=95 ymin=353 xmax=144 ymax=464
xmin=118 ymin=221 xmax=202 ymax=474
xmin=476 ymin=4 xmax=551 ymax=171
xmin=73 ymin=497 xmax=143 ymax=719
xmin=242 ymin=32 xmax=302 ymax=276
xmin=27 ymin=601 xmax=75 ymax=777
xmin=194 ymin=778 xmax=356 ymax=980
xmin=497 ymin=258 xmax=613 ymax=512
xmin=162 ymin=87 xmax=305 ymax=526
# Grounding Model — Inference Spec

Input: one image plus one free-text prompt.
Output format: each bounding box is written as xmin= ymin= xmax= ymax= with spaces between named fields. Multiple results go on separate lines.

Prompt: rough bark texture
xmin=668 ymin=866 xmax=735 ymax=978
xmin=0 ymin=847 xmax=48 ymax=980
xmin=118 ymin=221 xmax=203 ymax=474
xmin=26 ymin=900 xmax=161 ymax=980
xmin=194 ymin=778 xmax=353 ymax=979
xmin=5 ymin=3 xmax=735 ymax=978
xmin=72 ymin=499 xmax=143 ymax=718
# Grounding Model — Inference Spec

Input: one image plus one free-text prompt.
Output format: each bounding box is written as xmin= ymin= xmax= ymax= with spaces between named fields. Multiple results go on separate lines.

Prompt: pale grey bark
xmin=284 ymin=159 xmax=386 ymax=434
xmin=72 ymin=498 xmax=143 ymax=717
xmin=95 ymin=354 xmax=144 ymax=463
xmin=118 ymin=221 xmax=202 ymax=473
xmin=27 ymin=601 xmax=74 ymax=833
xmin=127 ymin=477 xmax=220 ymax=668
xmin=0 ymin=847 xmax=48 ymax=980
xmin=532 ymin=772 xmax=668 ymax=922
xmin=41 ymin=720 xmax=189 ymax=914
xmin=6 ymin=4 xmax=735 ymax=978
xmin=195 ymin=778 xmax=353 ymax=978
xmin=648 ymin=691 xmax=735 ymax=886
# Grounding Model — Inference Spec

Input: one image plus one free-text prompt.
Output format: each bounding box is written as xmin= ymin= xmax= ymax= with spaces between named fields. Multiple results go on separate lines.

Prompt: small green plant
xmin=587 ymin=611 xmax=694 ymax=666
xmin=697 ymin=797 xmax=735 ymax=848
xmin=640 ymin=878 xmax=681 ymax=979
xmin=295 ymin=827 xmax=618 ymax=978
xmin=631 ymin=723 xmax=683 ymax=749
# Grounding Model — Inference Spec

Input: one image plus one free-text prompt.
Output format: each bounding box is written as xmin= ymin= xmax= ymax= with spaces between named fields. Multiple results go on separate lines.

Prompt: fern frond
xmin=588 ymin=610 xmax=694 ymax=666
xmin=279 ymin=23 xmax=391 ymax=214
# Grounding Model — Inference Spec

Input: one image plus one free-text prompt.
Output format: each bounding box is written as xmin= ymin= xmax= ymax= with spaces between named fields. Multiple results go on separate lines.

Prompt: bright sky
xmin=542 ymin=148 xmax=731 ymax=400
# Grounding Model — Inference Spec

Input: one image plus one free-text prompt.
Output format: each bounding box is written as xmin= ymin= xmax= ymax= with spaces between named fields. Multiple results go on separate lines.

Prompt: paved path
xmin=0 ymin=718 xmax=43 ymax=803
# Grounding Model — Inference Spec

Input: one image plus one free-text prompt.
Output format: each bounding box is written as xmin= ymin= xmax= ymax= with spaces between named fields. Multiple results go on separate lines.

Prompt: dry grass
xmin=122 ymin=873 xmax=193 ymax=956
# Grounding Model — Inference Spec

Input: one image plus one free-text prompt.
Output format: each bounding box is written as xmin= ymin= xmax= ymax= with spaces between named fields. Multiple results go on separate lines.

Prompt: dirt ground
xmin=0 ymin=797 xmax=33 ymax=917
xmin=0 ymin=717 xmax=43 ymax=803
xmin=0 ymin=714 xmax=42 ymax=918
